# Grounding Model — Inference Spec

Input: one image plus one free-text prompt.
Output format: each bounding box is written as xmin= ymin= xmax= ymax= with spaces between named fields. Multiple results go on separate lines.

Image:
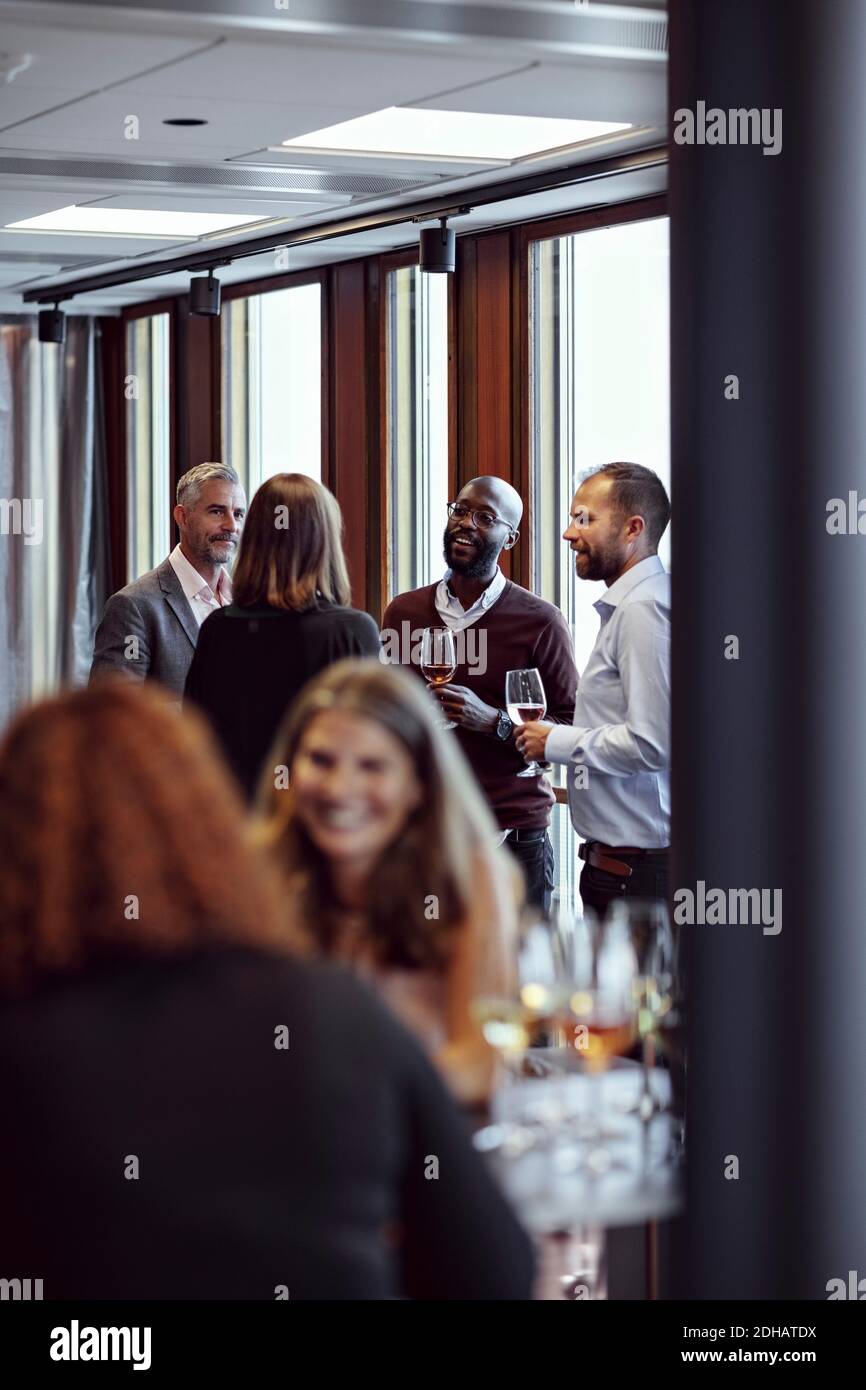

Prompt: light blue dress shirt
xmin=545 ymin=554 xmax=671 ymax=849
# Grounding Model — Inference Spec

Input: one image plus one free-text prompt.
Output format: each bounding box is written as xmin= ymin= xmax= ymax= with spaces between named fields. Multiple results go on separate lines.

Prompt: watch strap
xmin=495 ymin=710 xmax=513 ymax=741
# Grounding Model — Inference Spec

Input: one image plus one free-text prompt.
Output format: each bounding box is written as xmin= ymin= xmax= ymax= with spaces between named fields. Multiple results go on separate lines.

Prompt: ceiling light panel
xmin=5 ymin=206 xmax=271 ymax=238
xmin=283 ymin=107 xmax=631 ymax=162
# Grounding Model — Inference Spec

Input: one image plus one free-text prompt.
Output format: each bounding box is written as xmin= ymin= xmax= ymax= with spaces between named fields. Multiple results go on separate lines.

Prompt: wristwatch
xmin=493 ymin=709 xmax=513 ymax=741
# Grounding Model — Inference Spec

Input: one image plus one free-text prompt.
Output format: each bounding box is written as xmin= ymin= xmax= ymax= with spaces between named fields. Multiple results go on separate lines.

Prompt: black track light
xmin=38 ymin=305 xmax=66 ymax=344
xmin=189 ymin=271 xmax=221 ymax=317
xmin=419 ymin=217 xmax=456 ymax=274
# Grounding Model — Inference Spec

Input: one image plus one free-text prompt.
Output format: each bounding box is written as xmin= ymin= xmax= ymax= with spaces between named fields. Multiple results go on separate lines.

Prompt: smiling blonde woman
xmin=257 ymin=659 xmax=521 ymax=1104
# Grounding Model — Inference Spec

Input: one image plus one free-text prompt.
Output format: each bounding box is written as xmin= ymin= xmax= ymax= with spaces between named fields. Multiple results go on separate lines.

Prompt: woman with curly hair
xmin=257 ymin=659 xmax=521 ymax=1105
xmin=0 ymin=681 xmax=533 ymax=1300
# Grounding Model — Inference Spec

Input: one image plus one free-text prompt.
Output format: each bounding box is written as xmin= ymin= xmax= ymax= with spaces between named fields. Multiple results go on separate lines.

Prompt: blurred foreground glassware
xmin=553 ymin=913 xmax=638 ymax=1171
xmin=537 ymin=1228 xmax=607 ymax=1301
xmin=610 ymin=900 xmax=673 ymax=1102
xmin=471 ymin=980 xmax=558 ymax=1084
xmin=475 ymin=908 xmax=679 ymax=1299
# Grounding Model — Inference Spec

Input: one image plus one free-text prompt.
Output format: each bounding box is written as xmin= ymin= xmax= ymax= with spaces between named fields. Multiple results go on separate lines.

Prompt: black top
xmin=0 ymin=949 xmax=534 ymax=1300
xmin=184 ymin=601 xmax=381 ymax=800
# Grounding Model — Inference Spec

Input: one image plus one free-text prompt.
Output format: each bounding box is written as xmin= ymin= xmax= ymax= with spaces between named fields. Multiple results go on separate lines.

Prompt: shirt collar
xmin=169 ymin=543 xmax=232 ymax=604
xmin=215 ymin=566 xmax=233 ymax=604
xmin=441 ymin=565 xmax=506 ymax=613
xmin=594 ymin=554 xmax=665 ymax=612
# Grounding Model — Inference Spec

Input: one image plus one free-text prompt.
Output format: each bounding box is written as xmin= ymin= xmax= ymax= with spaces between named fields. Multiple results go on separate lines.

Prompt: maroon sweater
xmin=382 ymin=579 xmax=578 ymax=830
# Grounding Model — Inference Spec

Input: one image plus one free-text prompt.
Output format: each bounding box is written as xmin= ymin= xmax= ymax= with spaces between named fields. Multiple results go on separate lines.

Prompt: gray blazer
xmin=89 ymin=557 xmax=200 ymax=695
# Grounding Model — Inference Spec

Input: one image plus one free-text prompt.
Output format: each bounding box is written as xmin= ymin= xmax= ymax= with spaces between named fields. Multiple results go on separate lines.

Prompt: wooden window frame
xmin=219 ymin=266 xmax=330 ymax=492
xmin=513 ymin=194 xmax=668 ymax=588
xmin=377 ymin=246 xmax=457 ymax=613
xmin=113 ymin=191 xmax=667 ymax=612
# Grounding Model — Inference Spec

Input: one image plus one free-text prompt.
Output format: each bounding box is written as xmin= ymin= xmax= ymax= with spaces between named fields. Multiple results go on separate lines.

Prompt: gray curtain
xmin=0 ymin=315 xmax=111 ymax=732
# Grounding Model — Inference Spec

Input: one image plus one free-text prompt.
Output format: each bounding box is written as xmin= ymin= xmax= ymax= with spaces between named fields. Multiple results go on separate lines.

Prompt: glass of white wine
xmin=472 ymin=981 xmax=571 ymax=1164
xmin=555 ymin=914 xmax=638 ymax=1170
xmin=505 ymin=668 xmax=553 ymax=777
xmin=471 ymin=981 xmax=558 ymax=1081
xmin=608 ymin=900 xmax=674 ymax=1116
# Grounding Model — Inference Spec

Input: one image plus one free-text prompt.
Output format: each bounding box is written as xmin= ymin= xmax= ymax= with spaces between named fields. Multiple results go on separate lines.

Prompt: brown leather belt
xmin=579 ymin=841 xmax=670 ymax=879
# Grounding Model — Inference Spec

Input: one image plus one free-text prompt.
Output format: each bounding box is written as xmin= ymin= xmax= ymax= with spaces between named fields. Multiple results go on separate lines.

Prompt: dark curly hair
xmin=0 ymin=680 xmax=303 ymax=994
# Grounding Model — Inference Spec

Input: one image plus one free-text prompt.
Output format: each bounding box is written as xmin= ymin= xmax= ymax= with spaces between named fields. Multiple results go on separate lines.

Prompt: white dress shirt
xmin=435 ymin=565 xmax=510 ymax=846
xmin=545 ymin=554 xmax=671 ymax=849
xmin=168 ymin=544 xmax=233 ymax=628
xmin=434 ymin=566 xmax=507 ymax=630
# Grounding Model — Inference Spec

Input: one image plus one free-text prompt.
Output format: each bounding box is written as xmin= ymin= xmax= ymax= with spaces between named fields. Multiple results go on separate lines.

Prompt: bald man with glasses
xmin=381 ymin=476 xmax=578 ymax=915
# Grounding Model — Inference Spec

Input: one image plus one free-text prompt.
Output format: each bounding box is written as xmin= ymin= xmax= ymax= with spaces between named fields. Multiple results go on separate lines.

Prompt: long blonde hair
xmin=257 ymin=659 xmax=503 ymax=970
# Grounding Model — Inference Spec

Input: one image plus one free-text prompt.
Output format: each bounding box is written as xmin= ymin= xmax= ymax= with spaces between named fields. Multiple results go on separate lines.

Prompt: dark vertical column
xmin=670 ymin=0 xmax=866 ymax=1297
xmin=456 ymin=230 xmax=517 ymax=576
xmin=456 ymin=235 xmax=478 ymax=490
xmin=175 ymin=299 xmax=219 ymax=482
xmin=365 ymin=257 xmax=385 ymax=623
xmin=99 ymin=316 xmax=126 ymax=592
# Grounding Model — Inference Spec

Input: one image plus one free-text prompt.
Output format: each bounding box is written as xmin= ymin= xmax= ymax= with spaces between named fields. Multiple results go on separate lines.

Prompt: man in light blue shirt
xmin=515 ymin=463 xmax=671 ymax=917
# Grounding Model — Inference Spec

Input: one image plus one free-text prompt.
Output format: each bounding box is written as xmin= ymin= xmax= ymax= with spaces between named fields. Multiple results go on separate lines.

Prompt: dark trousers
xmin=504 ymin=829 xmax=555 ymax=916
xmin=578 ymin=843 xmax=670 ymax=920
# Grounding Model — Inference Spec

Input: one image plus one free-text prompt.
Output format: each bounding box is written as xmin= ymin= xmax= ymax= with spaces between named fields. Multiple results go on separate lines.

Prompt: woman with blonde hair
xmin=0 ymin=681 xmax=533 ymax=1300
xmin=185 ymin=472 xmax=379 ymax=800
xmin=258 ymin=658 xmax=521 ymax=1104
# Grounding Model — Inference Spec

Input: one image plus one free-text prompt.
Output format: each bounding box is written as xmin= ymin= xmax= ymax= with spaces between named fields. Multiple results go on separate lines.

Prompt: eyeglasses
xmin=447 ymin=501 xmax=510 ymax=531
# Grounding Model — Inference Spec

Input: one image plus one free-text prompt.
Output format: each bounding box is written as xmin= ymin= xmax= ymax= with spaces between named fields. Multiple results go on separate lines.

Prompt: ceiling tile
xmin=0 ymin=191 xmax=103 ymax=221
xmin=0 ymin=134 xmax=259 ymax=162
xmin=0 ymin=21 xmax=209 ymax=90
xmin=414 ymin=58 xmax=666 ymax=125
xmin=0 ymin=89 xmax=375 ymax=158
xmin=0 ymin=84 xmax=88 ymax=129
xmin=122 ymin=37 xmax=524 ymax=109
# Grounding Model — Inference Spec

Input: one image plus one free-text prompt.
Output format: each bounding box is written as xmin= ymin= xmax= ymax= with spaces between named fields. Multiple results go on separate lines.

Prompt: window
xmin=126 ymin=312 xmax=170 ymax=577
xmin=0 ymin=316 xmax=104 ymax=724
xmin=221 ymin=280 xmax=322 ymax=501
xmin=385 ymin=264 xmax=449 ymax=597
xmin=529 ymin=214 xmax=670 ymax=901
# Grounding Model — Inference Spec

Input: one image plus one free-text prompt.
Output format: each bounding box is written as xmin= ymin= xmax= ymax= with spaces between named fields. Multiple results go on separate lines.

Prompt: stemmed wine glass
xmin=471 ymin=979 xmax=558 ymax=1082
xmin=607 ymin=899 xmax=675 ymax=1172
xmin=547 ymin=910 xmax=637 ymax=1299
xmin=420 ymin=627 xmax=457 ymax=729
xmin=505 ymin=668 xmax=553 ymax=777
xmin=554 ymin=911 xmax=639 ymax=1169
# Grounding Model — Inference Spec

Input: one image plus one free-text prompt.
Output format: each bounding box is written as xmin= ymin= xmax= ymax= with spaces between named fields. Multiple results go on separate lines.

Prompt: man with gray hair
xmin=90 ymin=462 xmax=246 ymax=694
